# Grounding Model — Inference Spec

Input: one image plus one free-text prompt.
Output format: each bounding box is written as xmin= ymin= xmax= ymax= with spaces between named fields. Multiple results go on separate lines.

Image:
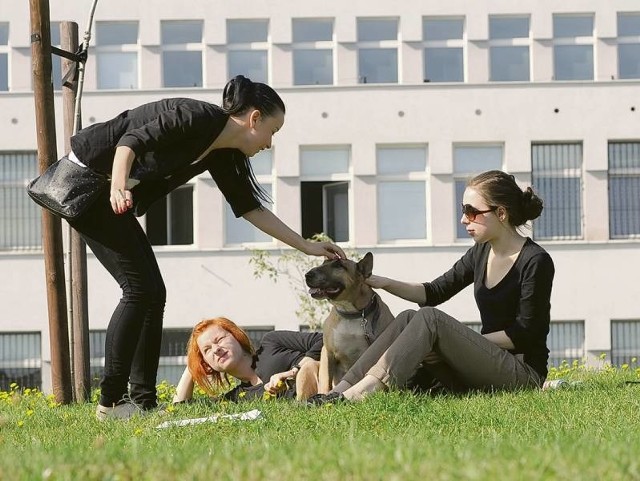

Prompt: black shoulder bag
xmin=26 ymin=156 xmax=109 ymax=220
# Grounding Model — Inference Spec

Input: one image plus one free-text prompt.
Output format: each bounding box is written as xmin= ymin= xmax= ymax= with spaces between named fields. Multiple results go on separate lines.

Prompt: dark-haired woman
xmin=310 ymin=170 xmax=555 ymax=404
xmin=53 ymin=75 xmax=344 ymax=420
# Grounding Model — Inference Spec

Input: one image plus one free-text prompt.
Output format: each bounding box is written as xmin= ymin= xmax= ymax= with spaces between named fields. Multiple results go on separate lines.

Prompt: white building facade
xmin=0 ymin=0 xmax=639 ymax=392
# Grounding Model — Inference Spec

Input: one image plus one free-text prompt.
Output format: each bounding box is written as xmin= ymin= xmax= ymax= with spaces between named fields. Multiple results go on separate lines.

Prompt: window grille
xmin=0 ymin=152 xmax=42 ymax=250
xmin=611 ymin=320 xmax=640 ymax=366
xmin=608 ymin=142 xmax=640 ymax=238
xmin=0 ymin=332 xmax=41 ymax=390
xmin=531 ymin=143 xmax=583 ymax=240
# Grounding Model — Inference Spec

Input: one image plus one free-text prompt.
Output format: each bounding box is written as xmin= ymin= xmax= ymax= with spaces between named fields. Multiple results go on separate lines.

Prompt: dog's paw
xmin=305 ymin=392 xmax=346 ymax=407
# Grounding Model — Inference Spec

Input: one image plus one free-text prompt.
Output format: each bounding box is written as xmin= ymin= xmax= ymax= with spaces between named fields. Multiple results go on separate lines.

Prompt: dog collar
xmin=335 ymin=293 xmax=379 ymax=320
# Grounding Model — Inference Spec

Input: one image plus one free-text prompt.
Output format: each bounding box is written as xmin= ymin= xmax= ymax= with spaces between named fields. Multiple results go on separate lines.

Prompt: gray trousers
xmin=341 ymin=307 xmax=543 ymax=392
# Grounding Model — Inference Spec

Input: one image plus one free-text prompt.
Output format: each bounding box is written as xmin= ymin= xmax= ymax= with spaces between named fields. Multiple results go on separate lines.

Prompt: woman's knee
xmin=414 ymin=306 xmax=451 ymax=328
xmin=123 ymin=276 xmax=166 ymax=306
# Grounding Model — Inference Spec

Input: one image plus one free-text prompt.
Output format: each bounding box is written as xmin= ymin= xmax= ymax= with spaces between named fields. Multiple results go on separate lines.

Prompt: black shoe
xmin=306 ymin=391 xmax=346 ymax=406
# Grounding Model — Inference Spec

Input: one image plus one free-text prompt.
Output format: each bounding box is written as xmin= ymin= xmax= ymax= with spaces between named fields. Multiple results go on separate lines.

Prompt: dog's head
xmin=304 ymin=252 xmax=374 ymax=301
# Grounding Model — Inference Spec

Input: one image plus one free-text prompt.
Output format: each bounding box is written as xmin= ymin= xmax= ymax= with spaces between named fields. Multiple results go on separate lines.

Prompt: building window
xmin=146 ymin=184 xmax=194 ymax=246
xmin=617 ymin=13 xmax=640 ymax=79
xmin=489 ymin=16 xmax=530 ymax=81
xmin=227 ymin=19 xmax=269 ymax=83
xmin=50 ymin=22 xmax=62 ymax=91
xmin=161 ymin=20 xmax=203 ymax=88
xmin=225 ymin=150 xmax=273 ymax=245
xmin=0 ymin=152 xmax=42 ymax=250
xmin=157 ymin=328 xmax=191 ymax=384
xmin=609 ymin=142 xmax=640 ymax=238
xmin=89 ymin=329 xmax=192 ymax=386
xmin=464 ymin=322 xmax=482 ymax=334
xmin=553 ymin=15 xmax=594 ymax=81
xmin=548 ymin=321 xmax=585 ymax=367
xmin=0 ymin=332 xmax=41 ymax=390
xmin=356 ymin=18 xmax=398 ymax=84
xmin=292 ymin=18 xmax=334 ymax=86
xmin=300 ymin=146 xmax=350 ymax=242
xmin=376 ymin=146 xmax=428 ymax=241
xmin=531 ymin=143 xmax=583 ymax=240
xmin=611 ymin=320 xmax=640 ymax=366
xmin=95 ymin=21 xmax=139 ymax=89
xmin=242 ymin=326 xmax=275 ymax=350
xmin=453 ymin=145 xmax=503 ymax=239
xmin=422 ymin=17 xmax=464 ymax=83
xmin=0 ymin=22 xmax=8 ymax=91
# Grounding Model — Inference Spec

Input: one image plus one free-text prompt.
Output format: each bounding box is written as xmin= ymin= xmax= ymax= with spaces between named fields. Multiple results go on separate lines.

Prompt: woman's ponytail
xmin=222 ymin=75 xmax=285 ymax=117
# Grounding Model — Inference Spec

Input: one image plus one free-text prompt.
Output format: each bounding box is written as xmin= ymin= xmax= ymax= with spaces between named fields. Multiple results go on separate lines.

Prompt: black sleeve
xmin=207 ymin=149 xmax=262 ymax=217
xmin=116 ymin=102 xmax=211 ymax=158
xmin=421 ymin=244 xmax=478 ymax=307
xmin=504 ymin=252 xmax=555 ymax=351
xmin=254 ymin=331 xmax=323 ymax=380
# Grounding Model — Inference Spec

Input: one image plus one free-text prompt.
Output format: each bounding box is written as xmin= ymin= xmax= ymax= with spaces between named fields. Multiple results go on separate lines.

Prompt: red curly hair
xmin=187 ymin=317 xmax=255 ymax=397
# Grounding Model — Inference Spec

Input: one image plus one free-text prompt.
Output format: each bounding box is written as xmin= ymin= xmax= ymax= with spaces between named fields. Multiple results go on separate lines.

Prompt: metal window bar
xmin=464 ymin=321 xmax=584 ymax=368
xmin=531 ymin=143 xmax=583 ymax=240
xmin=88 ymin=327 xmax=247 ymax=387
xmin=0 ymin=152 xmax=42 ymax=251
xmin=609 ymin=142 xmax=640 ymax=238
xmin=611 ymin=320 xmax=640 ymax=366
xmin=242 ymin=326 xmax=275 ymax=351
xmin=0 ymin=332 xmax=42 ymax=390
xmin=547 ymin=321 xmax=585 ymax=367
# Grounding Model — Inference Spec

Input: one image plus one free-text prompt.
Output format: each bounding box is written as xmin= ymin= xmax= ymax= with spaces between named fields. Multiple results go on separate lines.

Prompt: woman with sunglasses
xmin=309 ymin=170 xmax=554 ymax=404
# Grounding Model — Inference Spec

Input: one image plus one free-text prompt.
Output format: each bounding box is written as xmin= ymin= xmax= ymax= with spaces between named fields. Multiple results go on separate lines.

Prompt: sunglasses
xmin=461 ymin=203 xmax=497 ymax=222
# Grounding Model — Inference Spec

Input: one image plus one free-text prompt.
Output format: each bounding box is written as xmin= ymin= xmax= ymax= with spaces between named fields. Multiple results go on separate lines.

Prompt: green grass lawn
xmin=1 ymin=363 xmax=639 ymax=481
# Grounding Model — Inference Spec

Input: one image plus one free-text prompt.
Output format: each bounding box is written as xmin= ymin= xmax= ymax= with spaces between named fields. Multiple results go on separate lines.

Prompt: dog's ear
xmin=357 ymin=252 xmax=374 ymax=278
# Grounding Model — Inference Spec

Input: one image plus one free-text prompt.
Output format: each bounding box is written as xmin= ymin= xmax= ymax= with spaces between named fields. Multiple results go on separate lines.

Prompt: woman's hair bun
xmin=522 ymin=186 xmax=544 ymax=221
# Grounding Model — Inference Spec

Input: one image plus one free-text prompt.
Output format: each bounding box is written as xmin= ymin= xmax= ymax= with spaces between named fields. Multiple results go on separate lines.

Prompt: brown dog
xmin=305 ymin=252 xmax=395 ymax=392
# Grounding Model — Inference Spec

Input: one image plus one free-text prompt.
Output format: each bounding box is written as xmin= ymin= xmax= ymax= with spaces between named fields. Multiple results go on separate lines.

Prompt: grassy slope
xmin=0 ymin=368 xmax=639 ymax=481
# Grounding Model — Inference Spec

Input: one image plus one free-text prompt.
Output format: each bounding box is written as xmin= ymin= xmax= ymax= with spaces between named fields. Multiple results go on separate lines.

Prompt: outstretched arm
xmin=243 ymin=207 xmax=345 ymax=259
xmin=172 ymin=367 xmax=195 ymax=404
xmin=366 ymin=275 xmax=426 ymax=304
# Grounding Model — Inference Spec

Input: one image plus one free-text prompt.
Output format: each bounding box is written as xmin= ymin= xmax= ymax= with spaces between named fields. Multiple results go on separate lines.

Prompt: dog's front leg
xmin=318 ymin=346 xmax=332 ymax=393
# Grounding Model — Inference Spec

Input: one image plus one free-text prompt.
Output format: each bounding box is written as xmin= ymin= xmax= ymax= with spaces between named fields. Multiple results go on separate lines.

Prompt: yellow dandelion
xmin=622 ymin=364 xmax=629 ymax=370
xmin=262 ymin=391 xmax=274 ymax=401
xmin=276 ymin=380 xmax=284 ymax=389
xmin=238 ymin=391 xmax=246 ymax=399
xmin=134 ymin=428 xmax=143 ymax=436
xmin=26 ymin=409 xmax=34 ymax=416
xmin=17 ymin=420 xmax=24 ymax=427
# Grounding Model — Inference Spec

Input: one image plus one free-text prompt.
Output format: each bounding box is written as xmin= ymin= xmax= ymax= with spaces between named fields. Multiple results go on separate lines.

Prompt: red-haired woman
xmin=172 ymin=317 xmax=322 ymax=403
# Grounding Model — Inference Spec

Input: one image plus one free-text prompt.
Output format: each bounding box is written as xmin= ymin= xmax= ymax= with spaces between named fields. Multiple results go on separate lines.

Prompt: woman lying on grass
xmin=173 ymin=317 xmax=322 ymax=403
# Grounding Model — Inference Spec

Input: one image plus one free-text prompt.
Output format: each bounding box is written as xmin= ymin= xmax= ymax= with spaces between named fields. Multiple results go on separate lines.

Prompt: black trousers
xmin=69 ymin=192 xmax=166 ymax=408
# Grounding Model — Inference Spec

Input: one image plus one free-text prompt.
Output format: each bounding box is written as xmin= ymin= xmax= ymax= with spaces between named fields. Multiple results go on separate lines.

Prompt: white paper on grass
xmin=156 ymin=409 xmax=262 ymax=429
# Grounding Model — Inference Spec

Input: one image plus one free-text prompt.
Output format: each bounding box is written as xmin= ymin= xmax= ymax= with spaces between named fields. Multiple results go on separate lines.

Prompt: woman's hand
xmin=264 ymin=368 xmax=297 ymax=395
xmin=110 ymin=188 xmax=133 ymax=215
xmin=303 ymin=240 xmax=346 ymax=259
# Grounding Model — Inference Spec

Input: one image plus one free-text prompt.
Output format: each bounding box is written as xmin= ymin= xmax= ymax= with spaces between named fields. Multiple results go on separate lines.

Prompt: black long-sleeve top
xmin=421 ymin=238 xmax=555 ymax=378
xmin=223 ymin=331 xmax=323 ymax=402
xmin=70 ymin=98 xmax=261 ymax=217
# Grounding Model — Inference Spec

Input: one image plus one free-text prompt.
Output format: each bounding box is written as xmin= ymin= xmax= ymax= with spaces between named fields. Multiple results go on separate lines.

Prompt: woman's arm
xmin=366 ymin=275 xmax=427 ymax=304
xmin=243 ymin=207 xmax=345 ymax=258
xmin=172 ymin=367 xmax=195 ymax=404
xmin=483 ymin=330 xmax=515 ymax=350
xmin=109 ymin=145 xmax=135 ymax=214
